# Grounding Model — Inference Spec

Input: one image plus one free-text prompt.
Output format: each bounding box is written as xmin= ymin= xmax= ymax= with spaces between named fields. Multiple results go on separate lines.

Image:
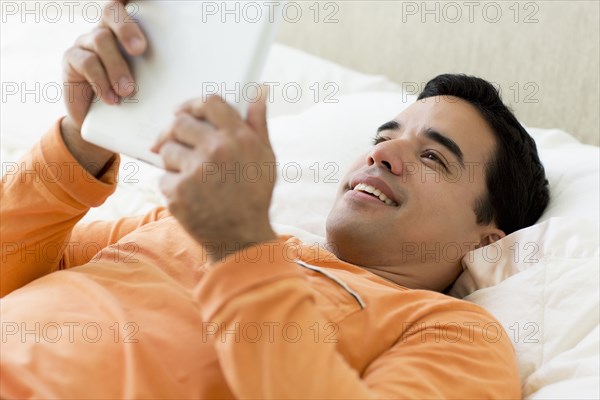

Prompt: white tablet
xmin=81 ymin=1 xmax=283 ymax=168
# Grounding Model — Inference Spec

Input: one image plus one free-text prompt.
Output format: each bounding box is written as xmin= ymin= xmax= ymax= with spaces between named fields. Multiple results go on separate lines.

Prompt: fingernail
xmin=128 ymin=37 xmax=145 ymax=53
xmin=119 ymin=76 xmax=134 ymax=95
xmin=150 ymin=140 xmax=162 ymax=154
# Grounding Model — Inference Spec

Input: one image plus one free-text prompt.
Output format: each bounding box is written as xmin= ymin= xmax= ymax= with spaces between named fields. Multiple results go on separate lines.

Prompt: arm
xmin=195 ymin=242 xmax=521 ymax=398
xmin=1 ymin=0 xmax=150 ymax=297
xmin=1 ymin=119 xmax=118 ymax=296
xmin=0 ymin=119 xmax=171 ymax=296
xmin=67 ymin=206 xmax=171 ymax=267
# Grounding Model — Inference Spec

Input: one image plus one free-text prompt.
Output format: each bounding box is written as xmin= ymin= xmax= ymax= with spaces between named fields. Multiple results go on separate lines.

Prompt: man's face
xmin=325 ymin=95 xmax=503 ymax=292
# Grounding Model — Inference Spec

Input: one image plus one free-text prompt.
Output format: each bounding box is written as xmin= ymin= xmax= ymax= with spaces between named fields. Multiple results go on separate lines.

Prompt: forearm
xmin=0 ymin=119 xmax=119 ymax=297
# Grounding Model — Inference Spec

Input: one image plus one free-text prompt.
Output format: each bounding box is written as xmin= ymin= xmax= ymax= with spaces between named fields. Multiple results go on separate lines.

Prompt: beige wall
xmin=276 ymin=0 xmax=599 ymax=146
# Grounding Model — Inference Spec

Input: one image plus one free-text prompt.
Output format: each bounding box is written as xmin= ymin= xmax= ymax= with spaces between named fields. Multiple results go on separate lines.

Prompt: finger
xmin=159 ymin=171 xmax=181 ymax=202
xmin=176 ymin=95 xmax=243 ymax=131
xmin=151 ymin=114 xmax=215 ymax=153
xmin=76 ymin=28 xmax=135 ymax=97
xmin=100 ymin=1 xmax=147 ymax=56
xmin=246 ymin=84 xmax=270 ymax=142
xmin=66 ymin=47 xmax=118 ymax=104
xmin=170 ymin=114 xmax=215 ymax=148
xmin=159 ymin=141 xmax=195 ymax=172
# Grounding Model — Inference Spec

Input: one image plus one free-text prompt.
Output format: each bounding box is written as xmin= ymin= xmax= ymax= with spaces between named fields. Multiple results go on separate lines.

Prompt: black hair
xmin=417 ymin=74 xmax=549 ymax=234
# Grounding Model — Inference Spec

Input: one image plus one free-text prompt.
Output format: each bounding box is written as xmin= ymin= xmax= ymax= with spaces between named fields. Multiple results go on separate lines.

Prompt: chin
xmin=325 ymin=212 xmax=376 ymax=265
xmin=325 ymin=211 xmax=353 ymax=258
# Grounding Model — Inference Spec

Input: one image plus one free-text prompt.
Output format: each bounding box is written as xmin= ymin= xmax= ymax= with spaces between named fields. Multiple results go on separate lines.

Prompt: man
xmin=1 ymin=1 xmax=548 ymax=398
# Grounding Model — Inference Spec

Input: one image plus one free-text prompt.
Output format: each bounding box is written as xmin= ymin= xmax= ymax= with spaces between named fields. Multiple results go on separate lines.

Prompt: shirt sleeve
xmin=64 ymin=206 xmax=171 ymax=268
xmin=194 ymin=240 xmax=521 ymax=399
xmin=0 ymin=119 xmax=169 ymax=297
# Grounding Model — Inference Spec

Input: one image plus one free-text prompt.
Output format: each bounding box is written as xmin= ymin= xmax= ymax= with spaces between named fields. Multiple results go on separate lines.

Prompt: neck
xmin=324 ymin=242 xmax=459 ymax=292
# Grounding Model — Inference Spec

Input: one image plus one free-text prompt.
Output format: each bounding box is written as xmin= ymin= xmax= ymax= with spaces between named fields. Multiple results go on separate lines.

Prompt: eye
xmin=372 ymin=135 xmax=391 ymax=146
xmin=422 ymin=151 xmax=447 ymax=170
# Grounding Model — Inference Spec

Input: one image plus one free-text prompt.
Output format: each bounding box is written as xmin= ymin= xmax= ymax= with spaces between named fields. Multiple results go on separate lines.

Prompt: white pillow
xmin=261 ymin=44 xmax=402 ymax=118
xmin=455 ymin=218 xmax=599 ymax=398
xmin=531 ymin=127 xmax=600 ymax=222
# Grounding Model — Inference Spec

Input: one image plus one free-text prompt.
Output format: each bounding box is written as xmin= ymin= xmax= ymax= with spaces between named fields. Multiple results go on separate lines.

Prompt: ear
xmin=477 ymin=227 xmax=506 ymax=248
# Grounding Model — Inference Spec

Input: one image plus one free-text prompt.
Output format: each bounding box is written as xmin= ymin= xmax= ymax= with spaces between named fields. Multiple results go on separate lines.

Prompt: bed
xmin=1 ymin=1 xmax=599 ymax=398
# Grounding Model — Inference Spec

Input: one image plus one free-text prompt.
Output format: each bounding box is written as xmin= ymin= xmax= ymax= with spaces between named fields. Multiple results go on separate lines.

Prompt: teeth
xmin=352 ymin=183 xmax=396 ymax=205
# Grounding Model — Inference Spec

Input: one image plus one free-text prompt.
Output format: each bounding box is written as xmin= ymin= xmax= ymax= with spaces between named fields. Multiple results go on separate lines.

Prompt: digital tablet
xmin=81 ymin=1 xmax=283 ymax=168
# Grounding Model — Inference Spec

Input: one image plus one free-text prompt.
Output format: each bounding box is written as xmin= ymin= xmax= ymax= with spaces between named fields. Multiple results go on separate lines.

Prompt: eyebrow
xmin=376 ymin=120 xmax=401 ymax=134
xmin=376 ymin=120 xmax=465 ymax=168
xmin=424 ymin=128 xmax=465 ymax=168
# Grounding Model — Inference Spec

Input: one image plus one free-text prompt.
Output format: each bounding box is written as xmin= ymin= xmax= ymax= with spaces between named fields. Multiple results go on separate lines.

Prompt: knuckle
xmin=91 ymin=27 xmax=113 ymax=47
xmin=208 ymin=141 xmax=228 ymax=159
xmin=206 ymin=94 xmax=224 ymax=106
xmin=101 ymin=2 xmax=117 ymax=18
xmin=80 ymin=52 xmax=99 ymax=70
xmin=189 ymin=102 xmax=204 ymax=116
xmin=73 ymin=32 xmax=89 ymax=47
xmin=235 ymin=127 xmax=251 ymax=140
xmin=62 ymin=46 xmax=77 ymax=64
xmin=159 ymin=141 xmax=174 ymax=158
xmin=173 ymin=115 xmax=189 ymax=131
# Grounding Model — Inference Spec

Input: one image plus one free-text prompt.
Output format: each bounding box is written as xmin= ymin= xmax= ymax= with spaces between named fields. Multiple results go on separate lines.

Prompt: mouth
xmin=347 ymin=175 xmax=400 ymax=207
xmin=351 ymin=183 xmax=397 ymax=206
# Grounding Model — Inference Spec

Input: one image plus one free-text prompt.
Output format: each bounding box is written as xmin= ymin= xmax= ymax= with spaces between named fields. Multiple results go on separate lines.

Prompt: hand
xmin=152 ymin=89 xmax=277 ymax=262
xmin=61 ymin=0 xmax=147 ymax=176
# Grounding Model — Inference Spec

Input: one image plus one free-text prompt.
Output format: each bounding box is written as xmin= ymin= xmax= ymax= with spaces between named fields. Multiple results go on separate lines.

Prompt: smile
xmin=352 ymin=183 xmax=398 ymax=206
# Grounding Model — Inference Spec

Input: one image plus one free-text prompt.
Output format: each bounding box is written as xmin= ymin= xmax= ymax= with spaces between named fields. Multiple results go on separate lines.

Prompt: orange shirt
xmin=0 ymin=120 xmax=521 ymax=399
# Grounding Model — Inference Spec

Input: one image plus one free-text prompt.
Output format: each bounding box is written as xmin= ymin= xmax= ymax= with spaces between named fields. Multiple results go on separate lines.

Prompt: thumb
xmin=247 ymin=84 xmax=269 ymax=141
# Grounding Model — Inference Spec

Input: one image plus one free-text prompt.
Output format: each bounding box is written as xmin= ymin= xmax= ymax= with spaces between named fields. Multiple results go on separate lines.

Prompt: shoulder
xmin=397 ymin=288 xmax=504 ymax=330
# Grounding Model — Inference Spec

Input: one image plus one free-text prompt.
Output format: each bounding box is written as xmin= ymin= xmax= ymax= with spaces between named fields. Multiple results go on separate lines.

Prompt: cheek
xmin=412 ymin=175 xmax=477 ymax=231
xmin=336 ymin=156 xmax=367 ymax=196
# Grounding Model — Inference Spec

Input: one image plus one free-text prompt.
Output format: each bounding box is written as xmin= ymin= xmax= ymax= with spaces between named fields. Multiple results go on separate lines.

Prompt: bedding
xmin=2 ymin=9 xmax=599 ymax=399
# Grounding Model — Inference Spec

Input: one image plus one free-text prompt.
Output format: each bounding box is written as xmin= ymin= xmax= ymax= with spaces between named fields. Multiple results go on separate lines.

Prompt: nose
xmin=367 ymin=140 xmax=404 ymax=175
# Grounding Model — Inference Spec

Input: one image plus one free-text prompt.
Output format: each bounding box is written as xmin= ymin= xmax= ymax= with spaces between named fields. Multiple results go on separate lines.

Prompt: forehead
xmin=395 ymin=95 xmax=497 ymax=164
